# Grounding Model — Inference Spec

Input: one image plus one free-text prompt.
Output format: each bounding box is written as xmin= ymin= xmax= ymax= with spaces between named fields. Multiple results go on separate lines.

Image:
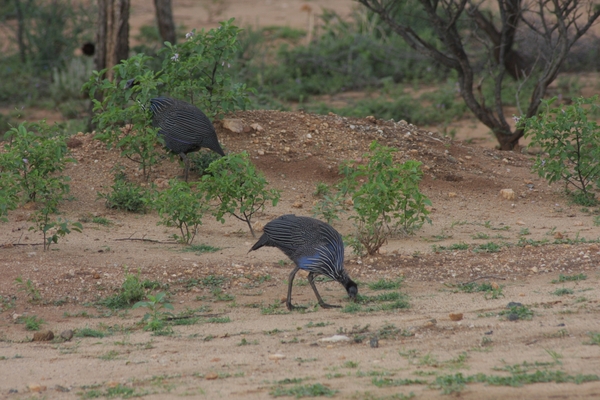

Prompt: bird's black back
xmin=149 ymin=97 xmax=225 ymax=156
xmin=250 ymin=215 xmax=347 ymax=282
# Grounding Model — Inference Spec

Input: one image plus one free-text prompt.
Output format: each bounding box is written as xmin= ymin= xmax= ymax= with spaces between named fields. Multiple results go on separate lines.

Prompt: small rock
xmin=369 ymin=337 xmax=379 ymax=348
xmin=491 ymin=282 xmax=499 ymax=290
xmin=28 ymin=384 xmax=46 ymax=393
xmin=554 ymin=232 xmax=564 ymax=239
xmin=507 ymin=302 xmax=522 ymax=308
xmin=516 ymin=220 xmax=525 ymax=225
xmin=257 ymin=150 xmax=265 ymax=156
xmin=574 ymin=221 xmax=584 ymax=226
xmin=250 ymin=123 xmax=263 ymax=132
xmin=531 ymin=266 xmax=538 ymax=273
xmin=292 ymin=202 xmax=303 ymax=209
xmin=60 ymin=330 xmax=74 ymax=341
xmin=423 ymin=319 xmax=437 ymax=328
xmin=449 ymin=313 xmax=463 ymax=321
xmin=205 ymin=373 xmax=218 ymax=380
xmin=33 ymin=330 xmax=54 ymax=342
xmin=318 ymin=335 xmax=351 ymax=343
xmin=507 ymin=313 xmax=519 ymax=321
xmin=268 ymin=353 xmax=286 ymax=361
xmin=222 ymin=119 xmax=245 ymax=133
xmin=448 ymin=192 xmax=457 ymax=198
xmin=500 ymin=188 xmax=515 ymax=200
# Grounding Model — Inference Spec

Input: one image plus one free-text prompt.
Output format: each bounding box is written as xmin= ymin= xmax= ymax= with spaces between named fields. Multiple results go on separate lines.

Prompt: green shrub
xmin=84 ymin=19 xmax=252 ymax=179
xmin=339 ymin=141 xmax=431 ymax=255
xmin=154 ymin=180 xmax=208 ymax=244
xmin=200 ymin=152 xmax=280 ymax=237
xmin=523 ymin=96 xmax=600 ymax=204
xmin=98 ymin=270 xmax=147 ymax=310
xmin=98 ymin=169 xmax=150 ymax=213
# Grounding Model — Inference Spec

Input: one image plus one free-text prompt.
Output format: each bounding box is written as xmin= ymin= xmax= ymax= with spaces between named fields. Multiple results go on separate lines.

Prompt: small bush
xmin=338 ymin=141 xmax=431 ymax=255
xmin=98 ymin=270 xmax=147 ymax=309
xmin=98 ymin=170 xmax=150 ymax=213
xmin=523 ymin=96 xmax=600 ymax=202
xmin=154 ymin=180 xmax=207 ymax=244
xmin=200 ymin=152 xmax=280 ymax=237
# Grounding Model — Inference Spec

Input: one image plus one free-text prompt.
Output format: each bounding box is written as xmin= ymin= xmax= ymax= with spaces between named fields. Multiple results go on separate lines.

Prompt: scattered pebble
xmin=318 ymin=335 xmax=351 ymax=343
xmin=32 ymin=330 xmax=54 ymax=342
xmin=449 ymin=313 xmax=463 ymax=321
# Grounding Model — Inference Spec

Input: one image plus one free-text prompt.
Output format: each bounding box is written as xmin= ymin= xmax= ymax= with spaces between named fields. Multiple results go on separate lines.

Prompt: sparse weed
xmin=499 ymin=305 xmax=534 ymax=321
xmin=367 ymin=278 xmax=403 ymax=291
xmin=133 ymin=292 xmax=174 ymax=333
xmin=552 ymin=288 xmax=574 ymax=296
xmin=14 ymin=276 xmax=42 ymax=303
xmin=551 ymin=273 xmax=587 ymax=283
xmin=17 ymin=315 xmax=45 ymax=331
xmin=586 ymin=332 xmax=600 ymax=345
xmin=270 ymin=383 xmax=337 ymax=398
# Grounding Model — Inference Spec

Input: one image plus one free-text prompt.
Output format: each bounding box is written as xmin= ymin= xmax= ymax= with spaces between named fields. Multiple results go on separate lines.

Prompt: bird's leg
xmin=180 ymin=153 xmax=189 ymax=182
xmin=308 ymin=272 xmax=341 ymax=309
xmin=286 ymin=266 xmax=306 ymax=311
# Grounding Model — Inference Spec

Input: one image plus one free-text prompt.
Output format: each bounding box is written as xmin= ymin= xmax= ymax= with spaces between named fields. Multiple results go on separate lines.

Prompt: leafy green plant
xmin=133 ymin=292 xmax=174 ymax=332
xmin=270 ymin=383 xmax=337 ymax=398
xmin=551 ymin=273 xmax=587 ymax=283
xmin=338 ymin=141 xmax=431 ymax=255
xmin=499 ymin=305 xmax=534 ymax=321
xmin=14 ymin=276 xmax=41 ymax=303
xmin=84 ymin=20 xmax=252 ymax=179
xmin=18 ymin=315 xmax=45 ymax=331
xmin=586 ymin=332 xmax=600 ymax=345
xmin=312 ymin=190 xmax=346 ymax=224
xmin=154 ymin=180 xmax=208 ymax=244
xmin=368 ymin=278 xmax=403 ymax=291
xmin=200 ymin=152 xmax=280 ymax=237
xmin=98 ymin=169 xmax=150 ymax=213
xmin=552 ymin=288 xmax=574 ymax=296
xmin=98 ymin=270 xmax=147 ymax=309
xmin=0 ymin=122 xmax=73 ymax=202
xmin=523 ymin=96 xmax=600 ymax=204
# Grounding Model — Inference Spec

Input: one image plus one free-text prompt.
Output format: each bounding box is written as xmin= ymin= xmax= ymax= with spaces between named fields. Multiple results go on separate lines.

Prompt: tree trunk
xmin=95 ymin=0 xmax=129 ymax=80
xmin=154 ymin=0 xmax=176 ymax=45
xmin=14 ymin=0 xmax=27 ymax=64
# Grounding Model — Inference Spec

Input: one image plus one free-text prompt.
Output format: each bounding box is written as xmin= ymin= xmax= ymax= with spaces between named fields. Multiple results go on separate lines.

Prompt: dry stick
xmin=114 ymin=233 xmax=176 ymax=243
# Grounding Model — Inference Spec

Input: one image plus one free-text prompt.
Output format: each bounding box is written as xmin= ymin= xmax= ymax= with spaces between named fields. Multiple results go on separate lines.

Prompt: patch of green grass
xmin=185 ymin=275 xmax=228 ymax=289
xmin=97 ymin=270 xmax=146 ymax=310
xmin=453 ymin=282 xmax=504 ymax=299
xmin=270 ymin=383 xmax=337 ymax=398
xmin=207 ymin=316 xmax=231 ymax=323
xmin=471 ymin=232 xmax=490 ymax=240
xmin=371 ymin=377 xmax=427 ymax=387
xmin=367 ymin=278 xmax=403 ymax=290
xmin=306 ymin=321 xmax=333 ymax=328
xmin=238 ymin=338 xmax=259 ymax=346
xmin=432 ymin=242 xmax=469 ymax=252
xmin=79 ymin=383 xmax=143 ymax=399
xmin=18 ymin=315 xmax=45 ymax=331
xmin=586 ymin=332 xmax=600 ymax=345
xmin=551 ymin=273 xmax=587 ymax=283
xmin=99 ymin=350 xmax=119 ymax=360
xmin=261 ymin=301 xmax=289 ymax=315
xmin=499 ymin=305 xmax=534 ymax=321
xmin=552 ymin=288 xmax=574 ymax=296
xmin=91 ymin=216 xmax=112 ymax=226
xmin=473 ymin=241 xmax=503 ymax=253
xmin=183 ymin=244 xmax=221 ymax=254
xmin=75 ymin=327 xmax=106 ymax=338
xmin=15 ymin=276 xmax=42 ymax=303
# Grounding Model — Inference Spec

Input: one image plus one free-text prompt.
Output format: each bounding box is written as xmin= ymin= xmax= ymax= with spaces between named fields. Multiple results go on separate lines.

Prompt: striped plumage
xmin=124 ymin=79 xmax=224 ymax=181
xmin=149 ymin=97 xmax=225 ymax=181
xmin=250 ymin=214 xmax=358 ymax=310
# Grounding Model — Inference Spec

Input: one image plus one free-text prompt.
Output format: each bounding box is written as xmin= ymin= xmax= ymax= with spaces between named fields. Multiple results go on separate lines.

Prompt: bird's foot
xmin=286 ymin=302 xmax=307 ymax=311
xmin=319 ymin=302 xmax=341 ymax=309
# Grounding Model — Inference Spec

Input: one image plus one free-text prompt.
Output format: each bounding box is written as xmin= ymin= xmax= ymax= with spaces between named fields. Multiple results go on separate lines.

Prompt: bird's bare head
xmin=346 ymin=279 xmax=358 ymax=301
xmin=124 ymin=78 xmax=138 ymax=90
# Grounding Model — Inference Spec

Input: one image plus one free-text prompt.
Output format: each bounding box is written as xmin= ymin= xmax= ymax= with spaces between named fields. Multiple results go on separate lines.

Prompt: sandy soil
xmin=2 ymin=108 xmax=600 ymax=399
xmin=2 ymin=1 xmax=600 ymax=399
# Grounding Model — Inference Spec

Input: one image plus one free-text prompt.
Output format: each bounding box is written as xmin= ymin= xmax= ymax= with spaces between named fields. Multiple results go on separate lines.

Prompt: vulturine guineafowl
xmin=124 ymin=79 xmax=225 ymax=181
xmin=249 ymin=214 xmax=358 ymax=310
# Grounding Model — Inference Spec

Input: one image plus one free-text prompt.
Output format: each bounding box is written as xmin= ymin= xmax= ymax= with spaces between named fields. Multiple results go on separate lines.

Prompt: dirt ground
xmin=2 ymin=1 xmax=600 ymax=399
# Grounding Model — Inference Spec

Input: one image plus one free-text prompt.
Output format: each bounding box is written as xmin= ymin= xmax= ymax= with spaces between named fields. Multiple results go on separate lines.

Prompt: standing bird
xmin=124 ymin=79 xmax=225 ymax=181
xmin=250 ymin=214 xmax=358 ymax=310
